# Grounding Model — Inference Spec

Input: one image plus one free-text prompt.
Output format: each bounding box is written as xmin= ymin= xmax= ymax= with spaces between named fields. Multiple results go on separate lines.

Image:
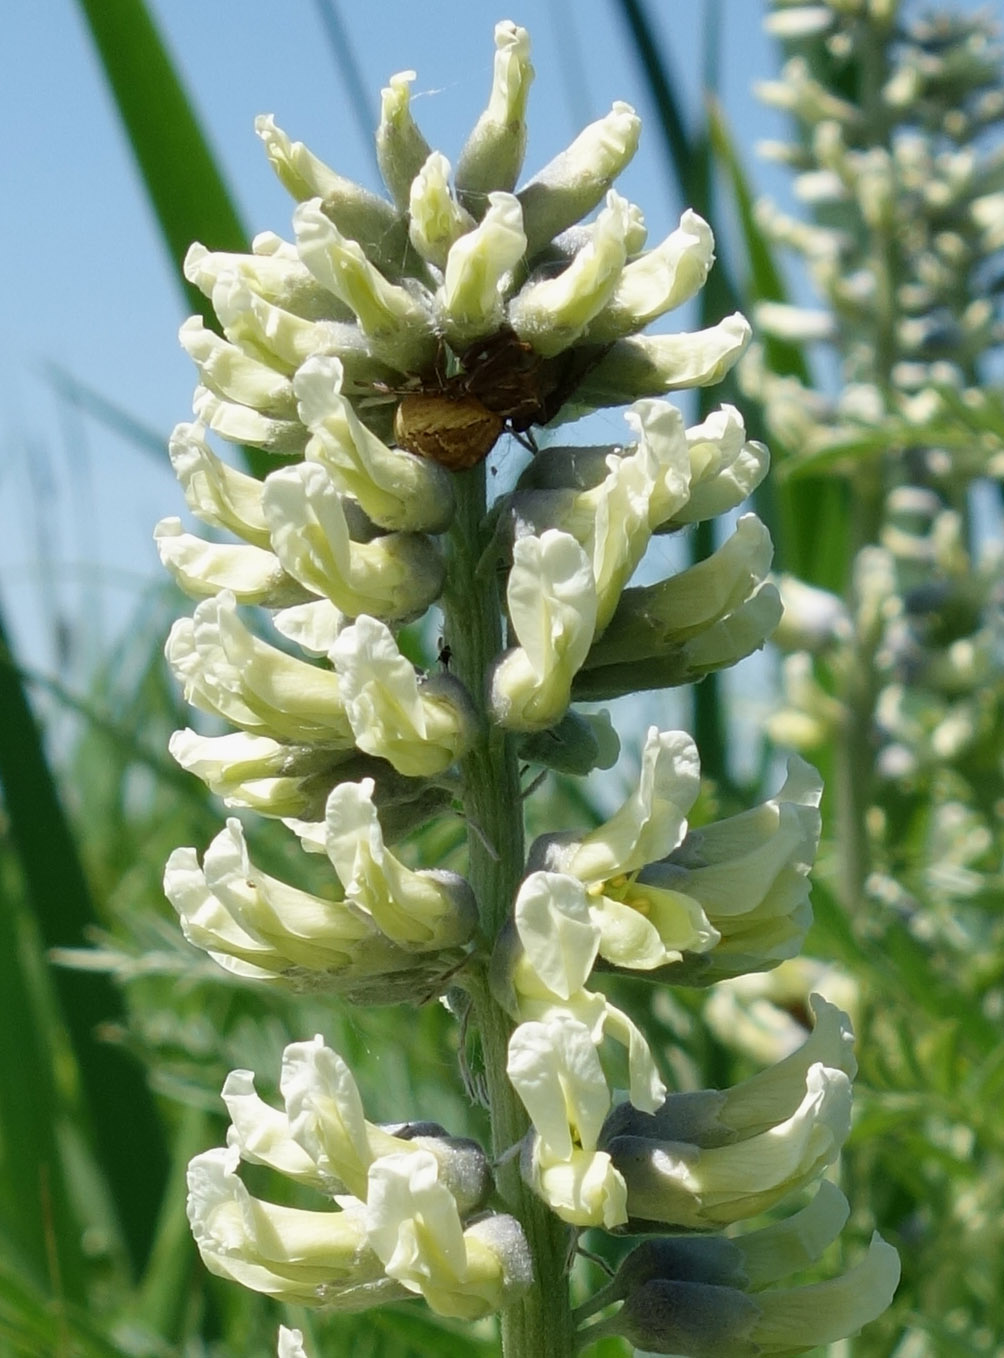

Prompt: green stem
xmin=444 ymin=462 xmax=576 ymax=1358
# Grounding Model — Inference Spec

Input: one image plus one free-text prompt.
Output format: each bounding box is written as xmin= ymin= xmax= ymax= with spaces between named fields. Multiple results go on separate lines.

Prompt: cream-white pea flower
xmin=501 ymin=871 xmax=667 ymax=1115
xmin=408 ymin=151 xmax=475 ymax=269
xmin=586 ymin=208 xmax=716 ymax=344
xmin=573 ymin=311 xmax=753 ymax=411
xmin=167 ymin=418 xmax=271 ymax=545
xmin=509 ymin=191 xmax=634 ymax=357
xmin=490 ymin=530 xmax=597 ymax=730
xmin=193 ymin=381 xmax=306 ymax=455
xmin=528 ymin=725 xmax=717 ymax=967
xmin=167 ymin=727 xmax=403 ymax=823
xmin=323 ymin=778 xmax=476 ymax=949
xmin=364 ymin=1151 xmax=530 ymax=1319
xmin=506 ymin=1014 xmax=628 ymax=1228
xmin=635 ymin=756 xmax=822 ymax=984
xmin=222 ymin=1037 xmax=488 ymax=1210
xmin=438 ymin=191 xmax=527 ymax=343
xmin=164 ymin=819 xmax=468 ymax=999
xmin=599 ymin=995 xmax=855 ymax=1229
xmin=518 ymin=101 xmax=641 ymax=255
xmin=293 ymin=199 xmax=436 ymax=372
xmin=330 ymin=615 xmax=477 ymax=775
xmin=186 ymin=1145 xmax=398 ymax=1306
xmin=155 ymin=517 xmax=296 ymax=605
xmin=261 ymin=461 xmax=444 ymax=622
xmin=166 ymin=591 xmax=354 ymax=745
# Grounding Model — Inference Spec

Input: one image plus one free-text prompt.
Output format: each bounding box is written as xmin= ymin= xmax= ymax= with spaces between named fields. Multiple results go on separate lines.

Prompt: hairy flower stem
xmin=445 ymin=462 xmax=576 ymax=1358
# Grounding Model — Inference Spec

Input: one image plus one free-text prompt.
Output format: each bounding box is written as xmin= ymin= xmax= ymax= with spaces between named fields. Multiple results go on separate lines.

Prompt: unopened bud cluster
xmin=160 ymin=19 xmax=898 ymax=1355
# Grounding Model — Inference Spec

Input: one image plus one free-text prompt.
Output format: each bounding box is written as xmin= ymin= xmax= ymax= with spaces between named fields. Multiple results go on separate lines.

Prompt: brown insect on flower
xmin=387 ymin=328 xmax=608 ymax=471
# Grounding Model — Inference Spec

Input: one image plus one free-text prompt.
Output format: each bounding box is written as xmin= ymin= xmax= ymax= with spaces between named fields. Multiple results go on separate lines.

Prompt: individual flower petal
xmin=507 ymin=1015 xmax=612 ymax=1162
xmin=750 ymin=1233 xmax=901 ymax=1353
xmin=512 ymin=871 xmax=600 ymax=1000
xmin=330 ymin=615 xmax=477 ymax=775
xmin=553 ymin=727 xmax=701 ymax=883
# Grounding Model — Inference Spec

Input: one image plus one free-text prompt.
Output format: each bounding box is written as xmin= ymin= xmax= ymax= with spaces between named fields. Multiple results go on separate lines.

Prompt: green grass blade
xmin=0 ymin=608 xmax=169 ymax=1276
xmin=74 ymin=0 xmax=272 ymax=479
xmin=0 ymin=865 xmax=88 ymax=1304
xmin=75 ymin=0 xmax=245 ymax=298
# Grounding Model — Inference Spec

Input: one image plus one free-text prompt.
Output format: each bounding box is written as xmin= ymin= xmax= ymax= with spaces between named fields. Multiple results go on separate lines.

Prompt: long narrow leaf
xmin=74 ymin=0 xmax=272 ymax=479
xmin=0 ymin=609 xmax=168 ymax=1275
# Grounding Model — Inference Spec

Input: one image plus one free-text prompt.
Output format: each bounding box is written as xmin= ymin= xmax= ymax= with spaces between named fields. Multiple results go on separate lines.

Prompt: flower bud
xmin=376 ymin=70 xmax=432 ymax=211
xmin=573 ymin=313 xmax=752 ymax=410
xmin=518 ymin=102 xmax=641 ymax=256
xmin=517 ymin=708 xmax=619 ymax=776
xmin=509 ymin=191 xmax=633 ymax=357
xmin=256 ymin=114 xmax=417 ymax=281
xmin=456 ymin=21 xmax=534 ymax=209
xmin=438 ymin=192 xmax=527 ymax=344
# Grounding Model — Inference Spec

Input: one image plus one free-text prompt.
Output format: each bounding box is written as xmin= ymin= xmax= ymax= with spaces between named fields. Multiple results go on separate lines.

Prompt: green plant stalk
xmin=444 ymin=465 xmax=576 ymax=1358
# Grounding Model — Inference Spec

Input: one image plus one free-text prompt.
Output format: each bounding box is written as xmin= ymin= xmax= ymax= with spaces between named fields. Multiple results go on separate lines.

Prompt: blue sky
xmin=1 ymin=1 xmax=799 ymax=679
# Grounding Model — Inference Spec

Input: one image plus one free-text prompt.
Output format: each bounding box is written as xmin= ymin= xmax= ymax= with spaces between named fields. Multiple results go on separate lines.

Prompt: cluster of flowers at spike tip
xmin=159 ymin=17 xmax=781 ymax=1004
xmin=187 ymin=1035 xmax=532 ymax=1320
